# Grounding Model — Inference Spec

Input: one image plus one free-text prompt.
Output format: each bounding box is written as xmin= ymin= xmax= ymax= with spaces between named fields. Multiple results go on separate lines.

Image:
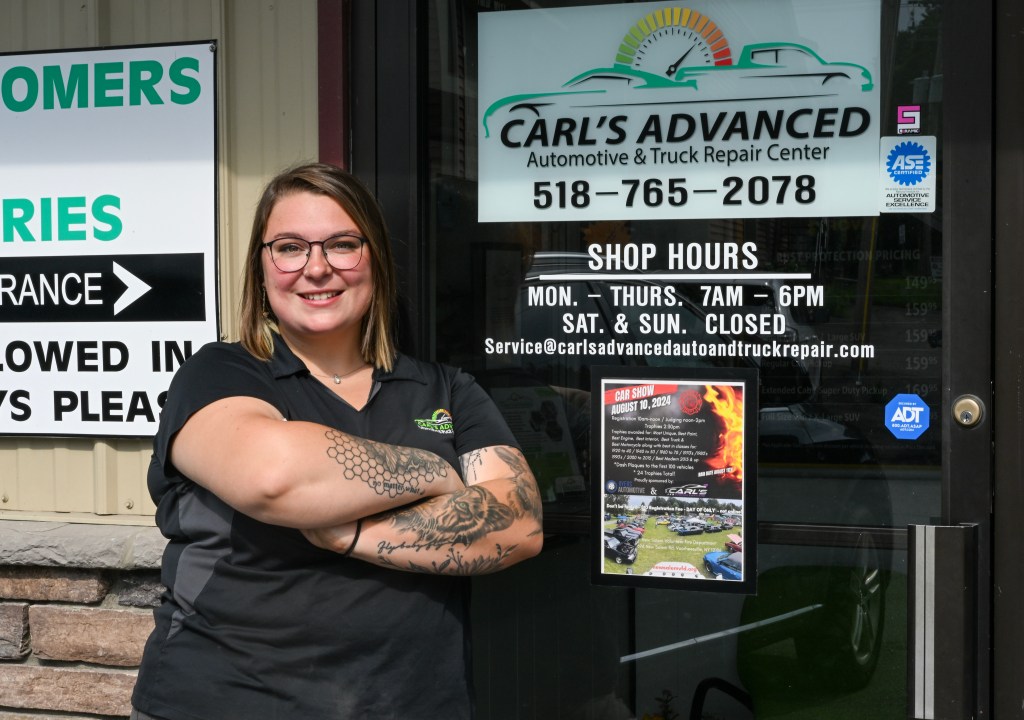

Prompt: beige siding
xmin=0 ymin=0 xmax=320 ymax=523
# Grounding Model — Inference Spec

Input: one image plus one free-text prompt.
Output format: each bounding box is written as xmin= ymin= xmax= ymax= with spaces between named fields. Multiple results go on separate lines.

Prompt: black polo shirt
xmin=132 ymin=337 xmax=518 ymax=720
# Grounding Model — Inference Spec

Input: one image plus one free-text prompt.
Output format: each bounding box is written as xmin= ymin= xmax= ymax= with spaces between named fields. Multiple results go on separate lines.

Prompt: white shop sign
xmin=479 ymin=1 xmax=882 ymax=222
xmin=0 ymin=41 xmax=218 ymax=436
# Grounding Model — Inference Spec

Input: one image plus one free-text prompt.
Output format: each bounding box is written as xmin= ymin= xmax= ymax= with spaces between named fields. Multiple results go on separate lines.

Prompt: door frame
xmin=337 ymin=0 xmax=1009 ymax=715
xmin=344 ymin=0 xmax=431 ymax=358
xmin=938 ymin=0 xmax=995 ymax=716
xmin=992 ymin=0 xmax=1024 ymax=715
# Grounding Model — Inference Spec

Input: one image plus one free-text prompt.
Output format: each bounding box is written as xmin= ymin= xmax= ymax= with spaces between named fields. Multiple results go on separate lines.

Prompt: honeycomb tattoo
xmin=324 ymin=429 xmax=450 ymax=498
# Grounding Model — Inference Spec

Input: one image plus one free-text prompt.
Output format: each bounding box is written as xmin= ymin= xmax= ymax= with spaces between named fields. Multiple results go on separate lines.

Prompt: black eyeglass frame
xmin=262 ymin=235 xmax=368 ymax=273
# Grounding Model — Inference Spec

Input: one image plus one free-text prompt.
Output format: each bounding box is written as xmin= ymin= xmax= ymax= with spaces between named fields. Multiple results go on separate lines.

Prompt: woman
xmin=131 ymin=163 xmax=543 ymax=720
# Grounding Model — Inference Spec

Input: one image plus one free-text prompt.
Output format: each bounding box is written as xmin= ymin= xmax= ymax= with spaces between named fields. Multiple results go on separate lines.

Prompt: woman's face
xmin=261 ymin=191 xmax=373 ymax=345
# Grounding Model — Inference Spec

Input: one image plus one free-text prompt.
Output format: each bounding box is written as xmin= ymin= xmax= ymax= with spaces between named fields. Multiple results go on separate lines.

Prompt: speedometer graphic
xmin=614 ymin=8 xmax=733 ymax=76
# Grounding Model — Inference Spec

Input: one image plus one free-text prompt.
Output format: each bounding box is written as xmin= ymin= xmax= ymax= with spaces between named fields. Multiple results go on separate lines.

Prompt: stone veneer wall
xmin=0 ymin=521 xmax=166 ymax=719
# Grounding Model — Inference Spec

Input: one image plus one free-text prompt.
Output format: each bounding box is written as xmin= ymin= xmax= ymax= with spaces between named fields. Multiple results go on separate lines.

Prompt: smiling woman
xmin=260 ymin=191 xmax=375 ymax=365
xmin=129 ymin=163 xmax=543 ymax=720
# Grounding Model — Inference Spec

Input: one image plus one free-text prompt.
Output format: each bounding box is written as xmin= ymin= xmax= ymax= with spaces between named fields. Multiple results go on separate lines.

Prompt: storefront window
xmin=425 ymin=2 xmax=942 ymax=717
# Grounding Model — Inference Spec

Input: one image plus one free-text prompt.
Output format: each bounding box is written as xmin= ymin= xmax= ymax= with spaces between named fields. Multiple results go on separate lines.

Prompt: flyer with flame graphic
xmin=593 ymin=367 xmax=757 ymax=592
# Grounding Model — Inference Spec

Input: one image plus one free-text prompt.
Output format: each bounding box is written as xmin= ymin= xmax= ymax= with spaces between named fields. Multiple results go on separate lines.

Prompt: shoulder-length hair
xmin=238 ymin=163 xmax=398 ymax=370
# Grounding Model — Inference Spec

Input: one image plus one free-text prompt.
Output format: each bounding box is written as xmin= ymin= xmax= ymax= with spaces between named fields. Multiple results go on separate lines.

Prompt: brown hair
xmin=238 ymin=163 xmax=397 ymax=370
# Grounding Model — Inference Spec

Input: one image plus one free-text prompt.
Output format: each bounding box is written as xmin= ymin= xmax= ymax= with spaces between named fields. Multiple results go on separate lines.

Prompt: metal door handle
xmin=909 ymin=524 xmax=977 ymax=720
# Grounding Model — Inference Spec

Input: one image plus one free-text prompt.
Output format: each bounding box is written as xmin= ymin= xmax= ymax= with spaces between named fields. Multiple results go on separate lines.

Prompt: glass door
xmin=354 ymin=0 xmax=994 ymax=716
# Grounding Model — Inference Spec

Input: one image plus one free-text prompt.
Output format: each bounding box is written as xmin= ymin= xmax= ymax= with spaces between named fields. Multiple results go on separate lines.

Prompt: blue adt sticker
xmin=885 ymin=393 xmax=930 ymax=439
xmin=886 ymin=141 xmax=932 ymax=186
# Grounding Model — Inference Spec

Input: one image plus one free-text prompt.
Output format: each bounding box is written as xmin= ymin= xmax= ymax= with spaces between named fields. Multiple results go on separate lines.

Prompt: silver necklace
xmin=310 ymin=363 xmax=368 ymax=385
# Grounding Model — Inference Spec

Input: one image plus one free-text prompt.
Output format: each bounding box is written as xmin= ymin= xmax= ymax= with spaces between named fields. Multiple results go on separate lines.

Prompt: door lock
xmin=951 ymin=394 xmax=984 ymax=427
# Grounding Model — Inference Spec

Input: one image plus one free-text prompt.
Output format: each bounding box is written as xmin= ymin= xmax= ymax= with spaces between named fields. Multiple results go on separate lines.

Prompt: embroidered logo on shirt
xmin=414 ymin=408 xmax=454 ymax=434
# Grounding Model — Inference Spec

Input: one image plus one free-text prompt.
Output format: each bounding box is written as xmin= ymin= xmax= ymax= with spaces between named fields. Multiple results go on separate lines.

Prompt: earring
xmin=262 ymin=287 xmax=270 ymax=319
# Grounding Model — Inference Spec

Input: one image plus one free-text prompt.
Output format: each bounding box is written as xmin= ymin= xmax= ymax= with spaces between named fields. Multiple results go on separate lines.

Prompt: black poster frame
xmin=591 ymin=365 xmax=758 ymax=593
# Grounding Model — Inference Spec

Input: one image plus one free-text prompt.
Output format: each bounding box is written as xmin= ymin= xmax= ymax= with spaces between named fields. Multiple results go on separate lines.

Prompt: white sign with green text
xmin=479 ymin=1 xmax=881 ymax=221
xmin=0 ymin=42 xmax=217 ymax=436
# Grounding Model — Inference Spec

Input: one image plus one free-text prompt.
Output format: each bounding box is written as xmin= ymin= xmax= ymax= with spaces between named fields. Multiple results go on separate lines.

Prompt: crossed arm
xmin=304 ymin=444 xmax=544 ymax=574
xmin=170 ymin=395 xmax=543 ymax=574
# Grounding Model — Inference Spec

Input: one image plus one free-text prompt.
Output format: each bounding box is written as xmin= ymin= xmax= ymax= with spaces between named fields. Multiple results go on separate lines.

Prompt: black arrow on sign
xmin=0 ymin=253 xmax=206 ymax=322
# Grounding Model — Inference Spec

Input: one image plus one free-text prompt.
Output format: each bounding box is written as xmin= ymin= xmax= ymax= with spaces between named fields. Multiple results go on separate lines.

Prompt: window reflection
xmin=425 ymin=2 xmax=942 ymax=718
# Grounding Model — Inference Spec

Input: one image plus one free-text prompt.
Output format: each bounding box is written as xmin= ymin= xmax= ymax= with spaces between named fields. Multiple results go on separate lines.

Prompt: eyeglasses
xmin=262 ymin=235 xmax=367 ymax=273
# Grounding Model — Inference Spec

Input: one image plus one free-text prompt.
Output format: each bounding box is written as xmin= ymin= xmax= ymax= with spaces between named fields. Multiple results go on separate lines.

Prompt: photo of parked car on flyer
xmin=601 ymin=494 xmax=746 ymax=582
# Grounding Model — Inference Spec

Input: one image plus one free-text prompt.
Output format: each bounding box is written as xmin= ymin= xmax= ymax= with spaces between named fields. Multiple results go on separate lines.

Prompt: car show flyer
xmin=478 ymin=0 xmax=882 ymax=221
xmin=592 ymin=366 xmax=757 ymax=592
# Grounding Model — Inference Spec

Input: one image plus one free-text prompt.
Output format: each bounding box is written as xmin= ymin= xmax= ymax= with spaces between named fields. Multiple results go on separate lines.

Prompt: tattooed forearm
xmin=349 ymin=446 xmax=543 ymax=575
xmin=378 ymin=544 xmax=519 ymax=575
xmin=324 ymin=429 xmax=451 ymax=499
xmin=388 ymin=485 xmax=515 ymax=547
xmin=493 ymin=446 xmax=543 ymax=527
xmin=460 ymin=449 xmax=485 ymax=484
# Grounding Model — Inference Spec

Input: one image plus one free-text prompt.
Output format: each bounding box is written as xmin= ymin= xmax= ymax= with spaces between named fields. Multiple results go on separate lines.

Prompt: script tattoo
xmin=324 ymin=429 xmax=450 ymax=498
xmin=377 ymin=544 xmax=518 ymax=575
